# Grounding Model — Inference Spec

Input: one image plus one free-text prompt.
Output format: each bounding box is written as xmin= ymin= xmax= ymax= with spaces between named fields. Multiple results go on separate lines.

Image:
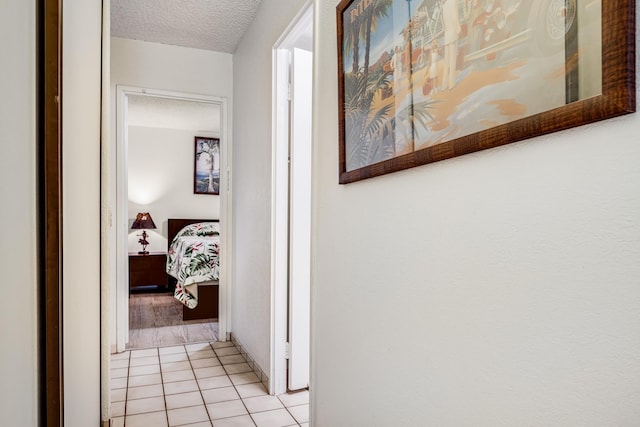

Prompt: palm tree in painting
xmin=344 ymin=68 xmax=395 ymax=169
xmin=362 ymin=0 xmax=393 ymax=78
xmin=344 ymin=0 xmax=392 ymax=75
xmin=343 ymin=13 xmax=363 ymax=73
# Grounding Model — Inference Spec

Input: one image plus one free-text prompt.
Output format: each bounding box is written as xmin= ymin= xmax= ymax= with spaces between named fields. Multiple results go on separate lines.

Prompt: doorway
xmin=271 ymin=3 xmax=314 ymax=395
xmin=112 ymin=87 xmax=231 ymax=353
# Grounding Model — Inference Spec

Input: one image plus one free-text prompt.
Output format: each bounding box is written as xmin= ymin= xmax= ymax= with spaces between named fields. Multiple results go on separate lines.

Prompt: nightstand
xmin=128 ymin=252 xmax=168 ymax=292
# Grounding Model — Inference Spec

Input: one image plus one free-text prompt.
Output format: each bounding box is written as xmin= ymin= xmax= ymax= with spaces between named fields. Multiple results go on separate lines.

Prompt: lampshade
xmin=131 ymin=212 xmax=157 ymax=230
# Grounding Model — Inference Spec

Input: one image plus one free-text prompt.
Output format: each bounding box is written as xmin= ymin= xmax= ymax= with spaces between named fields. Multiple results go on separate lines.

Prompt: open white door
xmin=287 ymin=47 xmax=312 ymax=391
xmin=271 ymin=3 xmax=313 ymax=395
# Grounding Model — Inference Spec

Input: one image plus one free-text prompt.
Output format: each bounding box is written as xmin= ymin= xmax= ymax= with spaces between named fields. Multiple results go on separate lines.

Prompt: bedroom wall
xmin=127 ymin=126 xmax=220 ymax=253
xmin=232 ymin=0 xmax=308 ymax=379
xmin=311 ymin=1 xmax=640 ymax=425
xmin=0 ymin=1 xmax=38 ymax=425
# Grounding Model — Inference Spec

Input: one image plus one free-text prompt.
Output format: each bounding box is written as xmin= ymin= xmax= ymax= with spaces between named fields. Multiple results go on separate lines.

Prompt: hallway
xmin=110 ymin=341 xmax=309 ymax=426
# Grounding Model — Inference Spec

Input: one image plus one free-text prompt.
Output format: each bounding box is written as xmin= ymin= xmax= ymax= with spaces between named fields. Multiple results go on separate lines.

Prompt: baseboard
xmin=229 ymin=333 xmax=270 ymax=392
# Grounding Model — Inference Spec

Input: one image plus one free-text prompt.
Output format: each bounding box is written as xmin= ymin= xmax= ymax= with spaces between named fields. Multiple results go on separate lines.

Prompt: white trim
xmin=113 ymin=86 xmax=231 ymax=353
xmin=100 ymin=0 xmax=111 ymax=421
xmin=270 ymin=1 xmax=314 ymax=396
xmin=115 ymin=87 xmax=129 ymax=352
xmin=218 ymin=97 xmax=232 ymax=341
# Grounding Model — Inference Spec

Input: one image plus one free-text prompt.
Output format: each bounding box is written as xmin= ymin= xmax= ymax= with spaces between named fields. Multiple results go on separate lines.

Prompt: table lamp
xmin=131 ymin=212 xmax=157 ymax=255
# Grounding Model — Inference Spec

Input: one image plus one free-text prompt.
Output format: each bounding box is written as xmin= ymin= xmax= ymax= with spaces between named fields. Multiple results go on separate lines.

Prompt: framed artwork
xmin=337 ymin=0 xmax=635 ymax=184
xmin=194 ymin=136 xmax=220 ymax=195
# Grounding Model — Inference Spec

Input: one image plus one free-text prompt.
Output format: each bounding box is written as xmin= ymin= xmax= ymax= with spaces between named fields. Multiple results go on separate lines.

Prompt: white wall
xmin=111 ymin=37 xmax=234 ymax=97
xmin=127 ymin=126 xmax=220 ymax=253
xmin=63 ymin=0 xmax=103 ymax=425
xmin=312 ymin=1 xmax=640 ymax=425
xmin=0 ymin=1 xmax=38 ymax=425
xmin=232 ymin=0 xmax=308 ymax=379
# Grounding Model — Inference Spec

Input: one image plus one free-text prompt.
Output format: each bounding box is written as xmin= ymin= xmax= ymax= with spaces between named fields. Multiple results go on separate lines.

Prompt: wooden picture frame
xmin=194 ymin=136 xmax=220 ymax=195
xmin=337 ymin=0 xmax=635 ymax=184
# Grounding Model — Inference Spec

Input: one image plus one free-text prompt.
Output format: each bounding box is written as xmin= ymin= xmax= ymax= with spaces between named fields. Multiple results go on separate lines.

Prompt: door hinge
xmin=285 ymin=342 xmax=290 ymax=359
xmin=287 ymin=82 xmax=292 ymax=101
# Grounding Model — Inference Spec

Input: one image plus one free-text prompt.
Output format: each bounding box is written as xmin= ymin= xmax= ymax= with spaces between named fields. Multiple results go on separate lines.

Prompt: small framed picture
xmin=194 ymin=136 xmax=220 ymax=195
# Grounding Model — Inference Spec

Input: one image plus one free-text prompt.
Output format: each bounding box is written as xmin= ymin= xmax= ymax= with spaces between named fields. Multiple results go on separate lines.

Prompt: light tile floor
xmin=111 ymin=341 xmax=309 ymax=427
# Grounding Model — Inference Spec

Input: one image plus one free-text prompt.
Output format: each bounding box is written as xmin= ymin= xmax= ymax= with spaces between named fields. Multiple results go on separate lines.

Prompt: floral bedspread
xmin=167 ymin=222 xmax=220 ymax=309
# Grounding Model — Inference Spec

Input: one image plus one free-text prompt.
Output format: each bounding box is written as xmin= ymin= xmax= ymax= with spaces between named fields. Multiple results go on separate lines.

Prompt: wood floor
xmin=128 ymin=292 xmax=219 ymax=350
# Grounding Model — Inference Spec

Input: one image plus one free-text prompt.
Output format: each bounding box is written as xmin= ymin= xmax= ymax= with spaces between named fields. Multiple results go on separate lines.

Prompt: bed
xmin=167 ymin=218 xmax=220 ymax=320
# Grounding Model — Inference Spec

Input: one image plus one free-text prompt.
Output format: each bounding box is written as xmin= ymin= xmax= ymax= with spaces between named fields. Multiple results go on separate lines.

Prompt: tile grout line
xmin=124 ymin=351 xmax=131 ymax=427
xmin=213 ymin=344 xmax=253 ymax=422
xmin=123 ymin=348 xmax=166 ymax=424
xmin=229 ymin=373 xmax=257 ymax=426
xmin=281 ymin=402 xmax=303 ymax=427
xmin=278 ymin=390 xmax=310 ymax=427
xmin=156 ymin=346 xmax=169 ymax=427
xmin=192 ymin=341 xmax=216 ymax=426
xmin=158 ymin=345 xmax=175 ymax=426
xmin=216 ymin=343 xmax=257 ymax=426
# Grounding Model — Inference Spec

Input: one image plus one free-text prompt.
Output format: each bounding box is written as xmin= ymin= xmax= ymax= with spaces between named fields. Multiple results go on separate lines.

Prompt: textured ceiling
xmin=111 ymin=0 xmax=262 ymax=53
xmin=128 ymin=95 xmax=220 ymax=132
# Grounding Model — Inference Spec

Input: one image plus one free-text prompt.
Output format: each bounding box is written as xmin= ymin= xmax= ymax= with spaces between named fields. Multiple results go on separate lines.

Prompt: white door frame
xmin=113 ymin=86 xmax=232 ymax=352
xmin=270 ymin=2 xmax=313 ymax=395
